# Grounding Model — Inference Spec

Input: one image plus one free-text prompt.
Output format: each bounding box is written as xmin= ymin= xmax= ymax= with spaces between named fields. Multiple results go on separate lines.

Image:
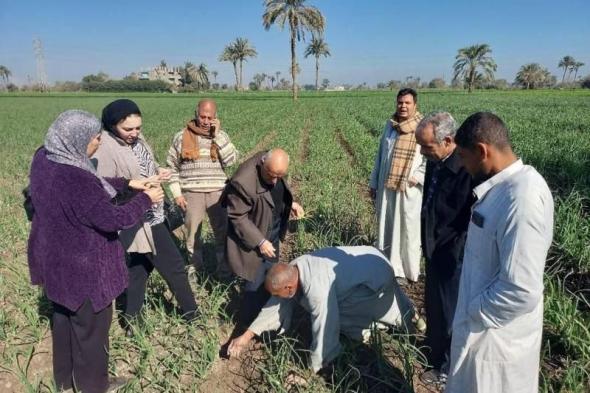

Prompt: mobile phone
xmin=209 ymin=124 xmax=216 ymax=136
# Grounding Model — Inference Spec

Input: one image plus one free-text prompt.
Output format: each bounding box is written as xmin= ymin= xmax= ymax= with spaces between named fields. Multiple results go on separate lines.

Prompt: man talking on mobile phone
xmin=166 ymin=99 xmax=238 ymax=280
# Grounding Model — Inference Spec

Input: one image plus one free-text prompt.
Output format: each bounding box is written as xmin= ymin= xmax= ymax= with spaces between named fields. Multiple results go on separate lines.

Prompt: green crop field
xmin=0 ymin=90 xmax=588 ymax=392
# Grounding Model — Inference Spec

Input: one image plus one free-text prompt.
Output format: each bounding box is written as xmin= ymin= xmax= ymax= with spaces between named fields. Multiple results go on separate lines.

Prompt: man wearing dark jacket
xmin=416 ymin=112 xmax=474 ymax=388
xmin=222 ymin=148 xmax=304 ymax=327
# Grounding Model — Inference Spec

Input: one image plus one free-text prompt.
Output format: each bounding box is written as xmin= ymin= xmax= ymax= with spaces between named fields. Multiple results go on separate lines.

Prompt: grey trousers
xmin=183 ymin=190 xmax=231 ymax=276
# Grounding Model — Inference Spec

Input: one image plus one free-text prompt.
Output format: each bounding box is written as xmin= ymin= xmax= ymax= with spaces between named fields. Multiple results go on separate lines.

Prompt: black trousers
xmin=119 ymin=223 xmax=197 ymax=320
xmin=237 ymin=233 xmax=280 ymax=328
xmin=52 ymin=300 xmax=112 ymax=393
xmin=424 ymin=259 xmax=462 ymax=371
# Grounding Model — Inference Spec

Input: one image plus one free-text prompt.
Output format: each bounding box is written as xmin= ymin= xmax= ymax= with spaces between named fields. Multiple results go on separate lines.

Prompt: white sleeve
xmin=249 ymin=296 xmax=295 ymax=336
xmin=468 ymin=188 xmax=553 ymax=328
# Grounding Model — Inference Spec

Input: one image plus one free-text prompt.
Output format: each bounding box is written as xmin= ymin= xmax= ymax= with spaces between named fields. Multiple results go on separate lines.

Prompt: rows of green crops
xmin=0 ymin=90 xmax=588 ymax=392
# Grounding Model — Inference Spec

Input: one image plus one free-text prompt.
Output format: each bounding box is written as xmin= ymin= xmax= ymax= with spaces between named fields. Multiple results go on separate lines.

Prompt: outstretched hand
xmin=227 ymin=331 xmax=254 ymax=358
xmin=290 ymin=202 xmax=305 ymax=220
xmin=129 ymin=176 xmax=161 ymax=191
xmin=259 ymin=240 xmax=276 ymax=259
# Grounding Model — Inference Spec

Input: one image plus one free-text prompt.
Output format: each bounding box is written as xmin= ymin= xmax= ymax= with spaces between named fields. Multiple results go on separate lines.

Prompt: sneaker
xmin=437 ymin=372 xmax=448 ymax=390
xmin=420 ymin=369 xmax=441 ymax=385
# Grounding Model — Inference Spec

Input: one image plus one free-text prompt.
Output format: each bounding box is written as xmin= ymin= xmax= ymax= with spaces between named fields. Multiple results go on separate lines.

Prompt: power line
xmin=32 ymin=37 xmax=48 ymax=91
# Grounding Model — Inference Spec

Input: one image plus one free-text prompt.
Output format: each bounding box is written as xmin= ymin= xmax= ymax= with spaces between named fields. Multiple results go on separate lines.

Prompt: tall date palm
xmin=219 ymin=45 xmax=240 ymax=91
xmin=453 ymin=44 xmax=497 ymax=93
xmin=233 ymin=37 xmax=258 ymax=91
xmin=304 ymin=36 xmax=330 ymax=90
xmin=263 ymin=0 xmax=325 ymax=100
xmin=558 ymin=56 xmax=575 ymax=83
xmin=219 ymin=38 xmax=257 ymax=91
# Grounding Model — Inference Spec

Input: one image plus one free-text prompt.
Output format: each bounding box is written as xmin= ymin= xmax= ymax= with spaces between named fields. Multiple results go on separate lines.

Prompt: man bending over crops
xmin=445 ymin=112 xmax=554 ymax=393
xmin=222 ymin=148 xmax=304 ymax=329
xmin=369 ymin=88 xmax=427 ymax=283
xmin=226 ymin=246 xmax=416 ymax=373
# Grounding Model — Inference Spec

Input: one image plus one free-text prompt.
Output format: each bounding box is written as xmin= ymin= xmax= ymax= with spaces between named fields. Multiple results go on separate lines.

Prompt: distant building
xmin=326 ymin=85 xmax=346 ymax=91
xmin=139 ymin=65 xmax=182 ymax=86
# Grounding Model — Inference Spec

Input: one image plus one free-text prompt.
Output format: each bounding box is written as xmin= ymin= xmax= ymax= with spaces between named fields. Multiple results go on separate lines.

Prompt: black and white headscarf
xmin=45 ymin=110 xmax=117 ymax=198
xmin=102 ymin=99 xmax=164 ymax=226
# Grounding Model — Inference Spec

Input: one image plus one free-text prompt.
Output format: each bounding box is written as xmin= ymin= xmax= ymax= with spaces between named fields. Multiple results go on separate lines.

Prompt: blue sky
xmin=1 ymin=0 xmax=588 ymax=86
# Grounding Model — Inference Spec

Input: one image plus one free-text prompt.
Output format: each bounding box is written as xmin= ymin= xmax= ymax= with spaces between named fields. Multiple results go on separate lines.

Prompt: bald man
xmin=227 ymin=246 xmax=415 ymax=372
xmin=222 ymin=149 xmax=304 ymax=327
xmin=167 ymin=99 xmax=237 ymax=280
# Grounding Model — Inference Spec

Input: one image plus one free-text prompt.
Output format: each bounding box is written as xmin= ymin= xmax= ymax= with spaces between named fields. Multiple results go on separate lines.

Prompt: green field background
xmin=0 ymin=90 xmax=588 ymax=392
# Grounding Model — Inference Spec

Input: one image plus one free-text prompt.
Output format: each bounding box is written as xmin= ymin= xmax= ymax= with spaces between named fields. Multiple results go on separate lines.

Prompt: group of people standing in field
xmin=369 ymin=88 xmax=553 ymax=392
xmin=26 ymin=88 xmax=554 ymax=393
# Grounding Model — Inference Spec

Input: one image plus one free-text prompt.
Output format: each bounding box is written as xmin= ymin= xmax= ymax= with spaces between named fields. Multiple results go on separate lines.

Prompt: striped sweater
xmin=166 ymin=129 xmax=238 ymax=196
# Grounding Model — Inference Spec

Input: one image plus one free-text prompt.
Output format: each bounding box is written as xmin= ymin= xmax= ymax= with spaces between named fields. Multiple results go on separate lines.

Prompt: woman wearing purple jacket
xmin=27 ymin=110 xmax=163 ymax=393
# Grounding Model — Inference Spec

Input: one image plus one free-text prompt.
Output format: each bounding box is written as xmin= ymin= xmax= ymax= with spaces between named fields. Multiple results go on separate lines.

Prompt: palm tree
xmin=387 ymin=80 xmax=398 ymax=91
xmin=558 ymin=56 xmax=576 ymax=83
xmin=572 ymin=61 xmax=584 ymax=82
xmin=453 ymin=44 xmax=497 ymax=93
xmin=181 ymin=61 xmax=195 ymax=86
xmin=232 ymin=37 xmax=258 ymax=91
xmin=304 ymin=36 xmax=330 ymax=90
xmin=515 ymin=63 xmax=551 ymax=89
xmin=263 ymin=0 xmax=326 ymax=100
xmin=219 ymin=45 xmax=240 ymax=91
xmin=269 ymin=75 xmax=276 ymax=89
xmin=252 ymin=73 xmax=266 ymax=90
xmin=194 ymin=63 xmax=210 ymax=90
xmin=260 ymin=73 xmax=268 ymax=89
xmin=0 ymin=65 xmax=11 ymax=85
xmin=212 ymin=70 xmax=218 ymax=82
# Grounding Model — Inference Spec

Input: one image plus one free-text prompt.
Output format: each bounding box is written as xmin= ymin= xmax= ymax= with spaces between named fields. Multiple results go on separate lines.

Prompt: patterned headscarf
xmin=44 ymin=109 xmax=117 ymax=198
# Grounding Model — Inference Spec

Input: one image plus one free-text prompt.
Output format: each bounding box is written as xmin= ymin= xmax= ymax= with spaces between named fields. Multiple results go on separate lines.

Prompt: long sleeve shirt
xmin=28 ymin=148 xmax=151 ymax=312
xmin=447 ymin=159 xmax=554 ymax=393
xmin=249 ymin=246 xmax=414 ymax=372
xmin=166 ymin=129 xmax=237 ymax=196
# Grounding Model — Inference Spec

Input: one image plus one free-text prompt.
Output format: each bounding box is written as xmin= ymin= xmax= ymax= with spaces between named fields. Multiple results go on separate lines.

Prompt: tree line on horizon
xmin=0 ymin=0 xmax=587 ymax=94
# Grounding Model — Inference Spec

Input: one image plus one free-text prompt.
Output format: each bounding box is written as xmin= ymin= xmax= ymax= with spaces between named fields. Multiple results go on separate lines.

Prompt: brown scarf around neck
xmin=181 ymin=119 xmax=219 ymax=161
xmin=385 ymin=111 xmax=423 ymax=191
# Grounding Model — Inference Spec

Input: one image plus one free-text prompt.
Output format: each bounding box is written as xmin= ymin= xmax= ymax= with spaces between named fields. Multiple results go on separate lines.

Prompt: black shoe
xmin=183 ymin=309 xmax=205 ymax=327
xmin=120 ymin=314 xmax=143 ymax=337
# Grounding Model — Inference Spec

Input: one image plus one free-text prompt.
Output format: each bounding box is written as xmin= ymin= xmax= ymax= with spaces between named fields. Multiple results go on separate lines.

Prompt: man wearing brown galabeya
xmin=222 ymin=148 xmax=304 ymax=328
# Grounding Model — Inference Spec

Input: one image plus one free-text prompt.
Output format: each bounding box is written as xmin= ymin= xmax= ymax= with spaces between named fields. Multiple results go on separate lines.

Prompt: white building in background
xmin=325 ymin=85 xmax=346 ymax=91
xmin=139 ymin=65 xmax=182 ymax=87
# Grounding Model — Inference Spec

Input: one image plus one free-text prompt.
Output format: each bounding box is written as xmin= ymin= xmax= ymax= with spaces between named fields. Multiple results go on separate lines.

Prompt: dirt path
xmin=333 ymin=128 xmax=378 ymax=209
